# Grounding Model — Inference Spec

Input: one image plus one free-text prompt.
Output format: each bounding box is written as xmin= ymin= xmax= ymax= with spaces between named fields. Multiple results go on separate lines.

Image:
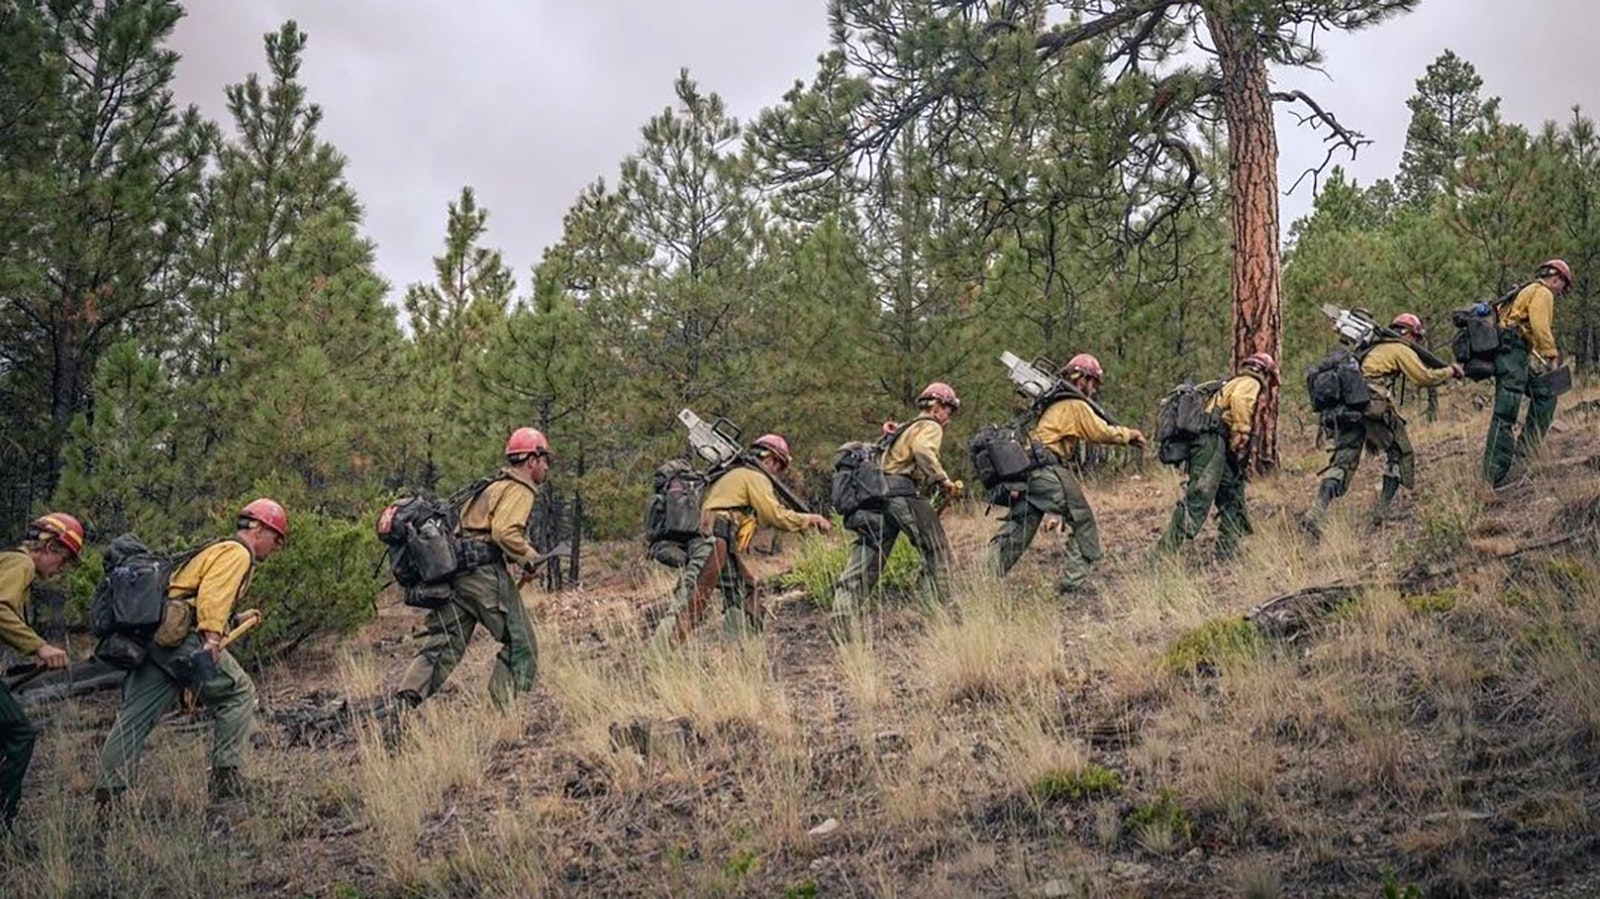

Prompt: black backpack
xmin=1154 ymin=379 xmax=1225 ymax=465
xmin=1305 ymin=347 xmax=1372 ymax=416
xmin=645 ymin=460 xmax=710 ymax=545
xmin=90 ymin=535 xmax=244 ymax=669
xmin=1450 ymin=283 xmax=1524 ymax=381
xmin=967 ymin=423 xmax=1045 ymax=491
xmin=377 ymin=475 xmax=505 ymax=607
xmin=830 ymin=421 xmax=921 ymax=517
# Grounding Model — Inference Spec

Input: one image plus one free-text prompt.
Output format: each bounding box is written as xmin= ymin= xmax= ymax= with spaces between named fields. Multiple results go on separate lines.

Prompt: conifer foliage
xmin=1 ymin=6 xmax=1597 ymax=654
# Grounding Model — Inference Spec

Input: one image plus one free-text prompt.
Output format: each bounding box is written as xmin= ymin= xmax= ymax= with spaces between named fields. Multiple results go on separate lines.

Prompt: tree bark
xmin=1205 ymin=5 xmax=1283 ymax=470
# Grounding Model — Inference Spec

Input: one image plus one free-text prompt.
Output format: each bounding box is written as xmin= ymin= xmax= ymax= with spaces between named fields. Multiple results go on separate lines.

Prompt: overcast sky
xmin=169 ymin=1 xmax=1599 ymax=299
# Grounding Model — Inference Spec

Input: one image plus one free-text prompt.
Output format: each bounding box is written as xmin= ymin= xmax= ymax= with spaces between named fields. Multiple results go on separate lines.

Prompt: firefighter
xmin=1 ymin=514 xmax=81 ymax=836
xmin=655 ymin=434 xmax=832 ymax=644
xmin=987 ymin=354 xmax=1145 ymax=596
xmin=1484 ymin=259 xmax=1570 ymax=487
xmin=397 ymin=427 xmax=550 ymax=708
xmin=1155 ymin=353 xmax=1276 ymax=558
xmin=1315 ymin=314 xmax=1463 ymax=521
xmin=96 ymin=499 xmax=287 ymax=804
xmin=832 ymin=383 xmax=962 ymax=624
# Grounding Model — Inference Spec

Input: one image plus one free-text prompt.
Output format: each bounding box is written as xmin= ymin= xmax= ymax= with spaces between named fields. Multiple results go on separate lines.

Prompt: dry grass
xmin=835 ymin=630 xmax=892 ymax=721
xmin=914 ymin=586 xmax=1064 ymax=704
xmin=993 ymin=693 xmax=1090 ymax=796
xmin=10 ymin=384 xmax=1600 ymax=897
xmin=352 ymin=697 xmax=503 ymax=883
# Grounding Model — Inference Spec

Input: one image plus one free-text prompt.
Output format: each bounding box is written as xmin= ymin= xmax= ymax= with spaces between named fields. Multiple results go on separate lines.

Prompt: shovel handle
xmin=220 ymin=609 xmax=263 ymax=650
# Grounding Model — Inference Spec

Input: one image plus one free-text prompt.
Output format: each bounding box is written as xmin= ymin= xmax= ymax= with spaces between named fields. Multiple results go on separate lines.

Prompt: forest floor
xmin=10 ymin=383 xmax=1600 ymax=898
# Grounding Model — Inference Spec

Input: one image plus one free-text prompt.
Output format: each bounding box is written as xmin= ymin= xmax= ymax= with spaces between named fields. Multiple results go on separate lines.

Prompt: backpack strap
xmin=166 ymin=536 xmax=255 ymax=602
xmin=1029 ymin=383 xmax=1122 ymax=429
xmin=877 ymin=414 xmax=933 ymax=454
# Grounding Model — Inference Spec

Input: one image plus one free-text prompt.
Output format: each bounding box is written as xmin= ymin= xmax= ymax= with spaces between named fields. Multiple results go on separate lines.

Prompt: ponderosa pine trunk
xmin=1205 ymin=5 xmax=1283 ymax=470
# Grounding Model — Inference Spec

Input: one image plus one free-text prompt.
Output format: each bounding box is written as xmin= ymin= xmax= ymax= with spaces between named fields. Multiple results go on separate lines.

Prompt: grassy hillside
xmin=10 ymin=384 xmax=1600 ymax=898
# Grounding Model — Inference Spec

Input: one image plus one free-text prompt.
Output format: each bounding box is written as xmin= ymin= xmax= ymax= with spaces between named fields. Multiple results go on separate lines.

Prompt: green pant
xmin=833 ymin=495 xmax=952 ymax=617
xmin=986 ymin=465 xmax=1101 ymax=591
xmin=654 ymin=533 xmax=759 ymax=644
xmin=0 ymin=679 xmax=37 ymax=826
xmin=1319 ymin=403 xmax=1414 ymax=501
xmin=1483 ymin=342 xmax=1557 ymax=486
xmin=1156 ymin=432 xmax=1252 ymax=558
xmin=399 ymin=563 xmax=538 ymax=706
xmin=97 ymin=633 xmax=257 ymax=792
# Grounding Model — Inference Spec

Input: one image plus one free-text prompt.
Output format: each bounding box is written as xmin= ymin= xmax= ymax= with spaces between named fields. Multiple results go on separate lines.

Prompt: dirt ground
xmin=13 ymin=385 xmax=1600 ymax=898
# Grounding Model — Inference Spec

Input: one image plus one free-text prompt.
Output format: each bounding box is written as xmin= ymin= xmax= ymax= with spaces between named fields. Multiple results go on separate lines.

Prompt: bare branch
xmin=1271 ymin=88 xmax=1371 ymax=194
xmin=1032 ymin=0 xmax=1189 ymax=59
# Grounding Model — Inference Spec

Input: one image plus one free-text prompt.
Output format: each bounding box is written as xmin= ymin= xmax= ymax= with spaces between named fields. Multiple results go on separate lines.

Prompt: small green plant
xmin=1125 ymin=788 xmax=1194 ymax=855
xmin=1163 ymin=617 xmax=1264 ymax=675
xmin=1546 ymin=556 xmax=1599 ymax=597
xmin=781 ymin=517 xmax=921 ymax=610
xmin=1381 ymin=868 xmax=1423 ymax=899
xmin=665 ymin=844 xmax=691 ymax=871
xmin=785 ymin=879 xmax=821 ymax=899
xmin=1402 ymin=588 xmax=1459 ymax=615
xmin=1031 ymin=764 xmax=1124 ymax=802
xmin=723 ymin=848 xmax=762 ymax=881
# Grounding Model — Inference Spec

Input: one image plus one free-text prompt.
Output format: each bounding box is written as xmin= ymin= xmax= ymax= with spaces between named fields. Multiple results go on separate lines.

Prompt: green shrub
xmin=1125 ymin=788 xmax=1194 ymax=852
xmin=233 ymin=509 xmax=383 ymax=664
xmin=1402 ymin=588 xmax=1459 ymax=615
xmin=780 ymin=517 xmax=921 ymax=610
xmin=785 ymin=880 xmax=820 ymax=899
xmin=1163 ymin=617 xmax=1264 ymax=675
xmin=1032 ymin=764 xmax=1124 ymax=802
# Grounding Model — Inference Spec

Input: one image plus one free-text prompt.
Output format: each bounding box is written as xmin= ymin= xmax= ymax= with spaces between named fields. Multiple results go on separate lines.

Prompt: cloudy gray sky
xmin=169 ymin=1 xmax=1598 ymax=299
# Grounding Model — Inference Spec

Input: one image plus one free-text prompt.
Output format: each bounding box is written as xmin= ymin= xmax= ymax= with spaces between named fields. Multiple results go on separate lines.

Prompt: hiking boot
xmin=208 ymin=767 xmax=250 ymax=802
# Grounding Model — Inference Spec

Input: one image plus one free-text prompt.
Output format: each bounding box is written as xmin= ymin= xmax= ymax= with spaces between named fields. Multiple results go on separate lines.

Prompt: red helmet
xmin=29 ymin=512 xmax=85 ymax=559
xmin=240 ymin=498 xmax=288 ymax=539
xmin=1242 ymin=352 xmax=1280 ymax=382
xmin=504 ymin=427 xmax=550 ymax=459
xmin=916 ymin=381 xmax=960 ymax=409
xmin=752 ymin=433 xmax=792 ymax=468
xmin=1538 ymin=258 xmax=1573 ymax=288
xmin=1062 ymin=353 xmax=1103 ymax=382
xmin=1391 ymin=313 xmax=1424 ymax=337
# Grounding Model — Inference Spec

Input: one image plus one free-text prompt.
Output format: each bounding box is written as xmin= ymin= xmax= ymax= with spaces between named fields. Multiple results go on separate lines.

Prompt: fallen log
xmin=1246 ymin=580 xmax=1374 ymax=641
xmin=17 ymin=660 xmax=126 ymax=709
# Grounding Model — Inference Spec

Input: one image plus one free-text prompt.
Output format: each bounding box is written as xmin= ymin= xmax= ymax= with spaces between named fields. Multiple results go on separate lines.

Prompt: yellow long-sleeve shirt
xmin=1031 ymin=398 xmax=1138 ymax=464
xmin=882 ymin=417 xmax=950 ymax=487
xmin=702 ymin=465 xmax=811 ymax=534
xmin=459 ymin=469 xmax=539 ymax=565
xmin=1499 ymin=281 xmax=1559 ymax=360
xmin=1361 ymin=341 xmax=1454 ymax=390
xmin=168 ymin=540 xmax=255 ymax=635
xmin=0 ymin=550 xmax=44 ymax=656
xmin=1206 ymin=374 xmax=1263 ymax=442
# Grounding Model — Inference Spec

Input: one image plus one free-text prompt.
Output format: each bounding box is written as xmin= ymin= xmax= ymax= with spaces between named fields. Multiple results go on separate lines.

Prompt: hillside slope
xmin=10 ymin=385 xmax=1600 ymax=899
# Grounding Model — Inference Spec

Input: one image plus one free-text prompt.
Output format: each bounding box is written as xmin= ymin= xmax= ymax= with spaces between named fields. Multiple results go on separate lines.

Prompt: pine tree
xmin=402 ymin=186 xmax=514 ymax=491
xmin=172 ymin=21 xmax=355 ymax=468
xmin=617 ymin=70 xmax=765 ymax=413
xmin=53 ymin=341 xmax=182 ymax=543
xmin=1397 ymin=51 xmax=1486 ymax=209
xmin=762 ymin=0 xmax=1424 ymax=467
xmin=213 ymin=207 xmax=402 ymax=515
xmin=0 ymin=0 xmax=209 ymax=525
